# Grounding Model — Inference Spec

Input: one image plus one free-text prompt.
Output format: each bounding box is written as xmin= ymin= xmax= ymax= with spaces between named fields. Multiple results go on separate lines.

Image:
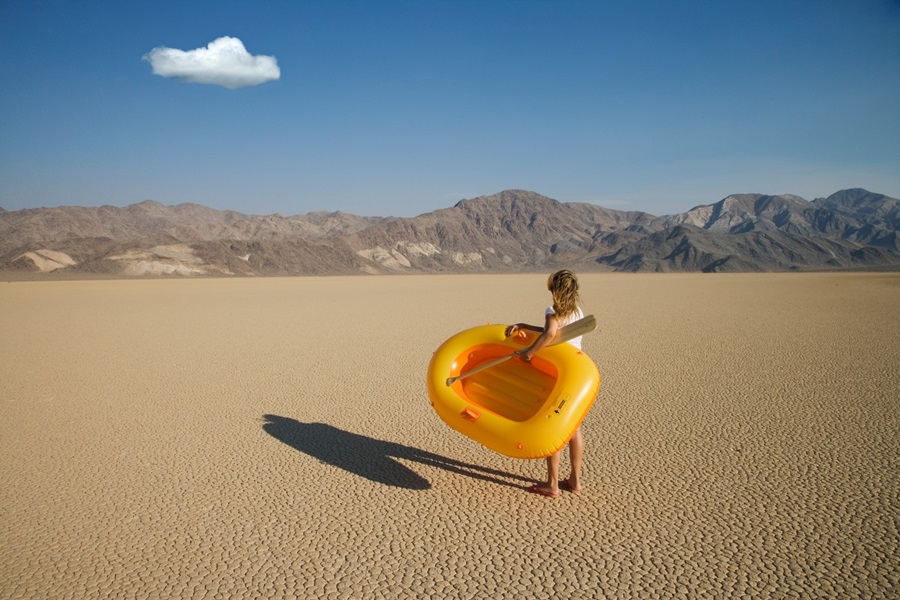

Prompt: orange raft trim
xmin=427 ymin=324 xmax=601 ymax=459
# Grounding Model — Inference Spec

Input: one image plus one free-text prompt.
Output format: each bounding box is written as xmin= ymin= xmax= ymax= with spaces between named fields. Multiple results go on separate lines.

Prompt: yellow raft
xmin=427 ymin=324 xmax=600 ymax=459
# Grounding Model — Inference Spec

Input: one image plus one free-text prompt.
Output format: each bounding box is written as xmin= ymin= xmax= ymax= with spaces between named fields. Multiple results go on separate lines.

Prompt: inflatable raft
xmin=427 ymin=323 xmax=600 ymax=459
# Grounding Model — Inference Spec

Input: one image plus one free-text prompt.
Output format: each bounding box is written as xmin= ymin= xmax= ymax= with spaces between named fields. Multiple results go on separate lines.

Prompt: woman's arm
xmin=521 ymin=313 xmax=560 ymax=362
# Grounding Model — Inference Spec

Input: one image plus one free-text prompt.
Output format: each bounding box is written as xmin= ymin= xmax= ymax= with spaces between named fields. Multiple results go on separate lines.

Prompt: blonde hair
xmin=547 ymin=269 xmax=580 ymax=319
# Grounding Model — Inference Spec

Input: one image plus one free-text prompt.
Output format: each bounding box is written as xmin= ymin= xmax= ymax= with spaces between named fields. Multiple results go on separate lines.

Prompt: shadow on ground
xmin=262 ymin=414 xmax=534 ymax=491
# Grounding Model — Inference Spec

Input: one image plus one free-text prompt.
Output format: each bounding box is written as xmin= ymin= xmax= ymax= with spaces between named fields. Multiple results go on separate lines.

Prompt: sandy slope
xmin=1 ymin=273 xmax=897 ymax=599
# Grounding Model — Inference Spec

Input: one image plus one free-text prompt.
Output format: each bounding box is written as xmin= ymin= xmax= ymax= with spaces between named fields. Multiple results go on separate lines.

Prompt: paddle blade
xmin=551 ymin=314 xmax=596 ymax=346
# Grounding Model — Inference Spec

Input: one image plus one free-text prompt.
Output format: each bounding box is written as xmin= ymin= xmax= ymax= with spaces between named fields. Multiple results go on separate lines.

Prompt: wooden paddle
xmin=445 ymin=314 xmax=597 ymax=386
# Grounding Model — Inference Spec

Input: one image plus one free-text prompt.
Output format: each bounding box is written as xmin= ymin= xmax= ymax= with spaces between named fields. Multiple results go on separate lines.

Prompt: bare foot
xmin=560 ymin=480 xmax=582 ymax=495
xmin=526 ymin=484 xmax=559 ymax=498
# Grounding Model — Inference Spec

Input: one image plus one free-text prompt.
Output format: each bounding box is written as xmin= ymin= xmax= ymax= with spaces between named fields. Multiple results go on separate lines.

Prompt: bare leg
xmin=565 ymin=427 xmax=584 ymax=493
xmin=545 ymin=450 xmax=561 ymax=492
xmin=526 ymin=450 xmax=562 ymax=497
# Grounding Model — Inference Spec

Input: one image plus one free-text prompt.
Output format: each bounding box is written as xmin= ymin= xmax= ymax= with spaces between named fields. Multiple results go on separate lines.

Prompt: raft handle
xmin=461 ymin=407 xmax=481 ymax=423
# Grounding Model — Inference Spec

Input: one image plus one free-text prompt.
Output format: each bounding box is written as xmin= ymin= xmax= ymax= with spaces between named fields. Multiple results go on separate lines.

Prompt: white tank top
xmin=546 ymin=306 xmax=584 ymax=350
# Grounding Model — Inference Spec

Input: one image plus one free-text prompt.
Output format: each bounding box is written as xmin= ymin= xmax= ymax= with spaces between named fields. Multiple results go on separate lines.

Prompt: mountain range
xmin=2 ymin=188 xmax=898 ymax=277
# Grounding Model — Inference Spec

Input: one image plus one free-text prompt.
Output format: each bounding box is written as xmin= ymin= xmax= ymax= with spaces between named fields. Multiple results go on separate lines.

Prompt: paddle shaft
xmin=445 ymin=314 xmax=596 ymax=386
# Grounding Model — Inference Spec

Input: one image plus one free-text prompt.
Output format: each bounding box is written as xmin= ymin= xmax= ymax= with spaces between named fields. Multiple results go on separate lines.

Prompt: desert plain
xmin=1 ymin=272 xmax=897 ymax=599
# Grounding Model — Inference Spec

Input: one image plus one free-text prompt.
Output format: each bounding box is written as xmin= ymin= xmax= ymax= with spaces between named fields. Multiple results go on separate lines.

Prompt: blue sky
xmin=2 ymin=0 xmax=899 ymax=217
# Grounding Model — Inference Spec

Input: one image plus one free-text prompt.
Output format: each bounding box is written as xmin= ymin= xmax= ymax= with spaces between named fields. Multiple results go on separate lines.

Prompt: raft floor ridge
xmin=461 ymin=360 xmax=556 ymax=422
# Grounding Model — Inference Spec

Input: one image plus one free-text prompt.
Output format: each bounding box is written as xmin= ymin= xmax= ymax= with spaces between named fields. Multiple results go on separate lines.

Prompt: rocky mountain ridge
xmin=2 ymin=188 xmax=898 ymax=276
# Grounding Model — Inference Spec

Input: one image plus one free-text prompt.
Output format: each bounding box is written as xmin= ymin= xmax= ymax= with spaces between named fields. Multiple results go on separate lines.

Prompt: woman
xmin=505 ymin=269 xmax=586 ymax=498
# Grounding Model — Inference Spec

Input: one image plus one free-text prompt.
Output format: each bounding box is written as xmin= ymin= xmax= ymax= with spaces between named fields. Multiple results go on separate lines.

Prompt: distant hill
xmin=2 ymin=188 xmax=898 ymax=276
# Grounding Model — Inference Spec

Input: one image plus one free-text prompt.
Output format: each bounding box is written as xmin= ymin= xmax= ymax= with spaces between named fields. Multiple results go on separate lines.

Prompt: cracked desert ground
xmin=1 ymin=273 xmax=898 ymax=599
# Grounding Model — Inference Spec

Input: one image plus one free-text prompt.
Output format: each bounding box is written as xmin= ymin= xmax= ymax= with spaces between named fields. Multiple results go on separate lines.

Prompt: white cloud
xmin=143 ymin=36 xmax=280 ymax=89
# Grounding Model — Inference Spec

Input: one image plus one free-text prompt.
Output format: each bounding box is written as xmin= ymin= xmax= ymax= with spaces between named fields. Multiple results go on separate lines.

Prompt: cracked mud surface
xmin=2 ymin=273 xmax=898 ymax=598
